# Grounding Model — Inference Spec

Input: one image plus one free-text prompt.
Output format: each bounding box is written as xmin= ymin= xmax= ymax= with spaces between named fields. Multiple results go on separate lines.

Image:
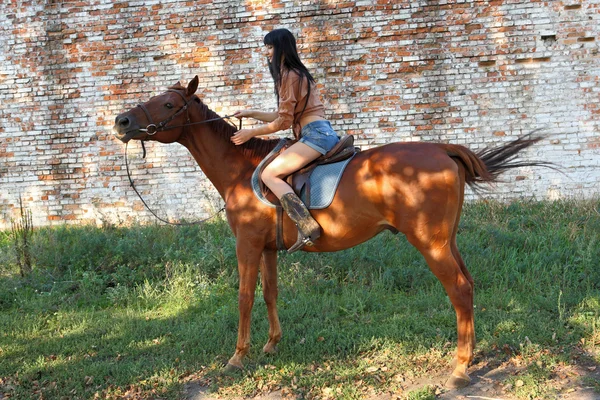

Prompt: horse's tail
xmin=442 ymin=133 xmax=554 ymax=191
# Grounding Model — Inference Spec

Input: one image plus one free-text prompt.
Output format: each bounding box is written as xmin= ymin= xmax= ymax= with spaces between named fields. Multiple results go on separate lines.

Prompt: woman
xmin=231 ymin=28 xmax=340 ymax=253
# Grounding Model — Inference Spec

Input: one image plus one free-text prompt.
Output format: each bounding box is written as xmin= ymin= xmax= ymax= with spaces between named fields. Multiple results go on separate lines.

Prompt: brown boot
xmin=279 ymin=193 xmax=321 ymax=253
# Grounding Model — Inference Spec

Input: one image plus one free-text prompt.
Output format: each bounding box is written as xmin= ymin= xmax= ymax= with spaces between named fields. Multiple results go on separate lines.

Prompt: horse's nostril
xmin=119 ymin=117 xmax=130 ymax=128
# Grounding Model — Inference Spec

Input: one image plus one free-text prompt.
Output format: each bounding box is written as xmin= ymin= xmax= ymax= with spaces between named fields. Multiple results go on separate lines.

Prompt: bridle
xmin=137 ymin=89 xmax=192 ymax=135
xmin=136 ymin=88 xmax=242 ymax=136
xmin=123 ymin=88 xmax=242 ymax=226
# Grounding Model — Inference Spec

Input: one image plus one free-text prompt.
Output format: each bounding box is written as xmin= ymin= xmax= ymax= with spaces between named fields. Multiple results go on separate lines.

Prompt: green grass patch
xmin=1 ymin=200 xmax=599 ymax=399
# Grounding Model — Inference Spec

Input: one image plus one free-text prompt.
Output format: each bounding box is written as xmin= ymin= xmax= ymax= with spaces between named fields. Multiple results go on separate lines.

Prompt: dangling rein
xmin=124 ymin=142 xmax=227 ymax=226
xmin=123 ymin=93 xmax=242 ymax=226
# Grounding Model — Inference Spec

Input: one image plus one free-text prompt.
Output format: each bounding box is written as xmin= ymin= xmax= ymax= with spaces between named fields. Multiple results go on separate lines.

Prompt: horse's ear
xmin=187 ymin=76 xmax=199 ymax=96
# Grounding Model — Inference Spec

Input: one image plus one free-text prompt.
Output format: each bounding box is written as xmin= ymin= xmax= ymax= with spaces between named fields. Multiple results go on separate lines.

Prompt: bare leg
xmin=261 ymin=141 xmax=321 ymax=199
xmin=260 ymin=249 xmax=281 ymax=354
xmin=262 ymin=141 xmax=323 ymax=252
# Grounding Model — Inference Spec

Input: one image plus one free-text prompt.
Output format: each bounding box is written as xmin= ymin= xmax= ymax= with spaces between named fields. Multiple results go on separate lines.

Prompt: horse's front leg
xmin=227 ymin=238 xmax=263 ymax=369
xmin=260 ymin=249 xmax=281 ymax=354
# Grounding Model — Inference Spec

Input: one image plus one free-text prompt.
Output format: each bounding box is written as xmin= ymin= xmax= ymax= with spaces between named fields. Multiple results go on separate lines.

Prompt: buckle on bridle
xmin=141 ymin=124 xmax=158 ymax=135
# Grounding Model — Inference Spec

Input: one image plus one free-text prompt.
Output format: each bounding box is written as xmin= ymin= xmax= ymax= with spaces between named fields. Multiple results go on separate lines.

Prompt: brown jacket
xmin=270 ymin=68 xmax=325 ymax=138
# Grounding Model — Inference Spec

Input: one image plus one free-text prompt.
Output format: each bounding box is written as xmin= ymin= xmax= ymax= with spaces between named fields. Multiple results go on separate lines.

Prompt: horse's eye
xmin=165 ymin=103 xmax=173 ymax=109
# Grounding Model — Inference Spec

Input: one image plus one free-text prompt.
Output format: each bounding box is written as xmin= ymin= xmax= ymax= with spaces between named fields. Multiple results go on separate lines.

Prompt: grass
xmin=0 ymin=199 xmax=599 ymax=399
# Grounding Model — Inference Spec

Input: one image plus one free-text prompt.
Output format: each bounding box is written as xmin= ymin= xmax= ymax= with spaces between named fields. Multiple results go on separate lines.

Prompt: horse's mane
xmin=195 ymin=97 xmax=282 ymax=165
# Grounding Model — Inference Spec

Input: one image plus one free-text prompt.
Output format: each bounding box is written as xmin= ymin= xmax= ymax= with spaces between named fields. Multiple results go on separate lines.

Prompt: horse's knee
xmin=263 ymin=288 xmax=278 ymax=305
xmin=238 ymin=292 xmax=255 ymax=309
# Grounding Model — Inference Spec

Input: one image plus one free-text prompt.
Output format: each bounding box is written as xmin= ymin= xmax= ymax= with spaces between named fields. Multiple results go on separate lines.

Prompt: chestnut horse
xmin=113 ymin=76 xmax=549 ymax=388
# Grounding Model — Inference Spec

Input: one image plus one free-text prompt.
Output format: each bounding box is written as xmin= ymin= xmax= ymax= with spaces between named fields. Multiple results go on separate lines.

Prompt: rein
xmin=139 ymin=114 xmax=241 ymax=134
xmin=125 ymin=142 xmax=225 ymax=226
xmin=123 ymin=89 xmax=243 ymax=226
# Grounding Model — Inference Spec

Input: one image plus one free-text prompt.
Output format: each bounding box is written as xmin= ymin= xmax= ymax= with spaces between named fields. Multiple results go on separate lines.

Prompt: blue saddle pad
xmin=251 ymin=140 xmax=355 ymax=210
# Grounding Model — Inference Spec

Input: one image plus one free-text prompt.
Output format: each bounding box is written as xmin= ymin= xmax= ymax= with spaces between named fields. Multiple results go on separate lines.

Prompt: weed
xmin=10 ymin=196 xmax=34 ymax=277
xmin=406 ymin=385 xmax=436 ymax=400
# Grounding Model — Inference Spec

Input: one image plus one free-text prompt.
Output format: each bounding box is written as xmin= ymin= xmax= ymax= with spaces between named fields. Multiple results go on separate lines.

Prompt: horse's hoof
xmin=445 ymin=372 xmax=471 ymax=389
xmin=263 ymin=343 xmax=278 ymax=355
xmin=223 ymin=362 xmax=243 ymax=374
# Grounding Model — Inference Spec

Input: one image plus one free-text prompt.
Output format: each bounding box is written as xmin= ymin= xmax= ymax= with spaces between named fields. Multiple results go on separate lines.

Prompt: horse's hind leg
xmin=408 ymin=235 xmax=475 ymax=389
xmin=452 ymin=163 xmax=474 ymax=294
xmin=448 ymin=239 xmax=476 ymax=386
xmin=451 ymin=164 xmax=476 ymax=352
xmin=260 ymin=249 xmax=281 ymax=354
xmin=451 ymin=238 xmax=475 ymax=350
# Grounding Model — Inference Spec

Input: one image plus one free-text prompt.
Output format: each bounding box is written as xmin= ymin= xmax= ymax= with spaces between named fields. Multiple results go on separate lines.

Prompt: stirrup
xmin=287 ymin=233 xmax=316 ymax=254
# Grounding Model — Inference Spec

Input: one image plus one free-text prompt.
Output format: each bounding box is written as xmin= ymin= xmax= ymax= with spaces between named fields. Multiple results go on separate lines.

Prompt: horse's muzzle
xmin=113 ymin=114 xmax=142 ymax=143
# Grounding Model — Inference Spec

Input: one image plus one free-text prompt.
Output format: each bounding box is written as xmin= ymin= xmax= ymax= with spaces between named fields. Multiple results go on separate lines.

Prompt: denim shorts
xmin=299 ymin=120 xmax=340 ymax=155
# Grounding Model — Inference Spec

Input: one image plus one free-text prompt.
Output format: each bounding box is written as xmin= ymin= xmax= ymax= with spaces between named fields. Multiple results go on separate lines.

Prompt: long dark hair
xmin=263 ymin=29 xmax=315 ymax=111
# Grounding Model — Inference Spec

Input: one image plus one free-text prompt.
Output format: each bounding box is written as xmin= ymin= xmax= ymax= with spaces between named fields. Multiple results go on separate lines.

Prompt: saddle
xmin=254 ymin=135 xmax=360 ymax=251
xmin=257 ymin=134 xmax=359 ymax=206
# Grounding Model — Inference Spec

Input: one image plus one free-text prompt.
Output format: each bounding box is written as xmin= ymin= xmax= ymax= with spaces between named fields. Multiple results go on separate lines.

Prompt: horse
xmin=113 ymin=76 xmax=551 ymax=388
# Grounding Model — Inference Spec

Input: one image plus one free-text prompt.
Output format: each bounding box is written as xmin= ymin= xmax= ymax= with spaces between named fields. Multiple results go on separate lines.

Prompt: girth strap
xmin=276 ymin=205 xmax=285 ymax=251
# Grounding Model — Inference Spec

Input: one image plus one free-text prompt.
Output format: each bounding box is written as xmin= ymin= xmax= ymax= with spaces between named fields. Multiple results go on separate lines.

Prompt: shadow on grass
xmin=2 ymin=269 xmax=599 ymax=399
xmin=1 ymin=200 xmax=599 ymax=398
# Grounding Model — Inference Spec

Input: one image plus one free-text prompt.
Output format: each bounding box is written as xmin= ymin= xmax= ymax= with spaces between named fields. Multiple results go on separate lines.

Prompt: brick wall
xmin=1 ymin=0 xmax=598 ymax=228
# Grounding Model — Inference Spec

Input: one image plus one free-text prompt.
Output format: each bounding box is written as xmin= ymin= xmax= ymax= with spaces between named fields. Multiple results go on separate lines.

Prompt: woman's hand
xmin=234 ymin=110 xmax=255 ymax=119
xmin=231 ymin=128 xmax=256 ymax=145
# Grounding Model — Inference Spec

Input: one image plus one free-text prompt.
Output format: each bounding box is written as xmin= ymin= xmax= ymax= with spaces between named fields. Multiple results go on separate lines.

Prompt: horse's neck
xmin=178 ymin=120 xmax=252 ymax=201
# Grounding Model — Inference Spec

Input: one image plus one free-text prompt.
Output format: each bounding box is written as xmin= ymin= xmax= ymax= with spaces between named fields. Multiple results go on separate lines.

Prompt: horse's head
xmin=113 ymin=76 xmax=199 ymax=143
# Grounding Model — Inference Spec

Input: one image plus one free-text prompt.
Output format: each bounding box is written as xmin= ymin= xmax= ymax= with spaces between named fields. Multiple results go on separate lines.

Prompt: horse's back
xmin=312 ymin=140 xmax=462 ymax=250
xmin=336 ymin=141 xmax=461 ymax=211
xmin=349 ymin=141 xmax=459 ymax=176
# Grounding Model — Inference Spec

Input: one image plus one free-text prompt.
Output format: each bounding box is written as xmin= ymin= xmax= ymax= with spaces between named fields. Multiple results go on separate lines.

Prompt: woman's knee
xmin=261 ymin=166 xmax=279 ymax=184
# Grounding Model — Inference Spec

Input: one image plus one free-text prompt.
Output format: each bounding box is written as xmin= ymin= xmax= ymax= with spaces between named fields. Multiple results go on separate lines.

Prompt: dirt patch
xmin=183 ymin=355 xmax=600 ymax=400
